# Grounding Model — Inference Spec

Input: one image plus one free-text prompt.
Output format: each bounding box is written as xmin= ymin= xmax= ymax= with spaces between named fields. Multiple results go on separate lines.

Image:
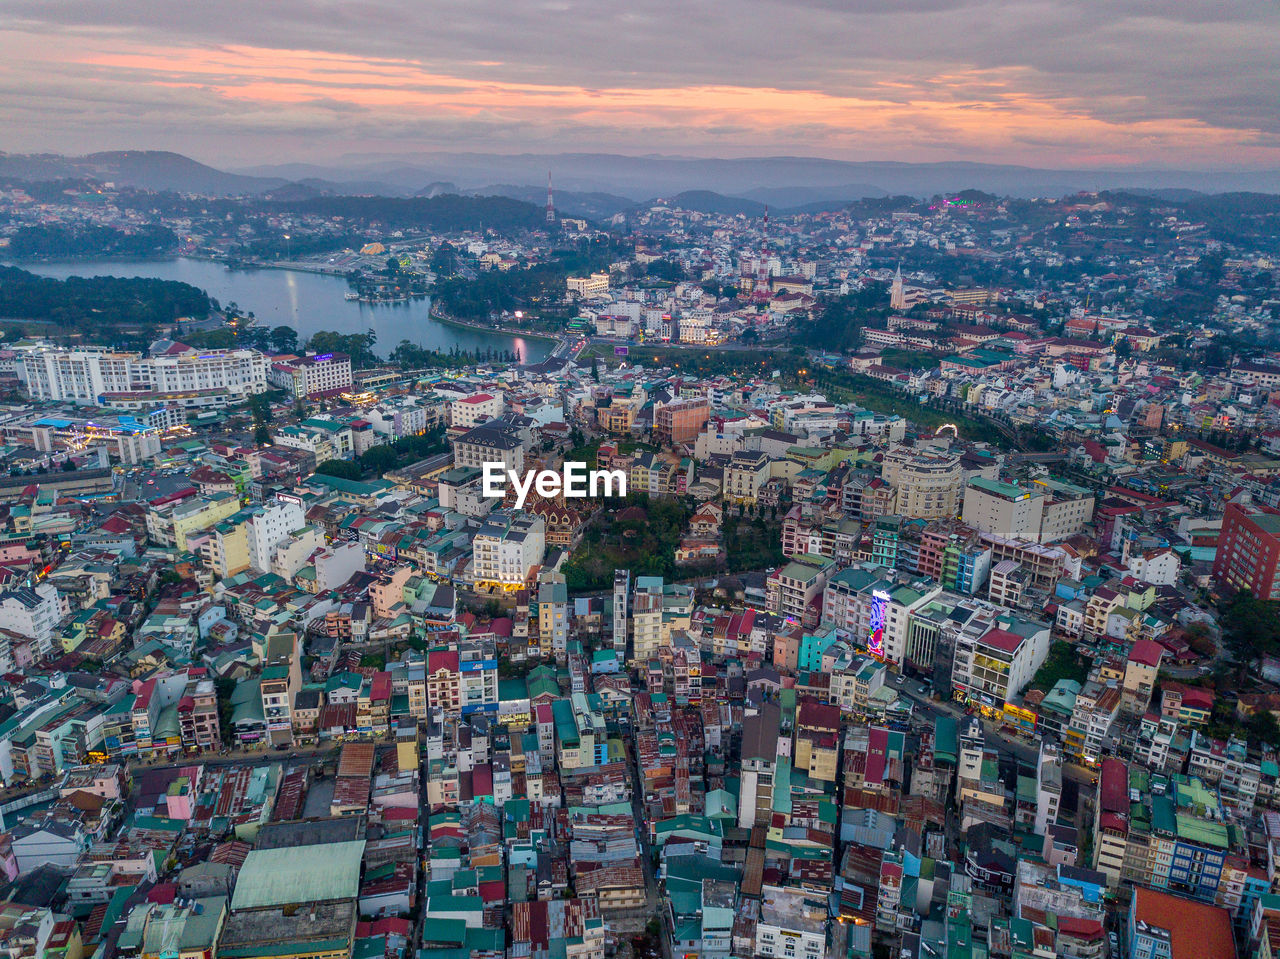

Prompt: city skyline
xmin=1 ymin=0 xmax=1278 ymax=169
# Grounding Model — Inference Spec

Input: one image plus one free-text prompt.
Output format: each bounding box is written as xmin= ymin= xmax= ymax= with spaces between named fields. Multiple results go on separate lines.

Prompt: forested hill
xmin=276 ymin=193 xmax=549 ymax=232
xmin=0 ymin=266 xmax=210 ymax=329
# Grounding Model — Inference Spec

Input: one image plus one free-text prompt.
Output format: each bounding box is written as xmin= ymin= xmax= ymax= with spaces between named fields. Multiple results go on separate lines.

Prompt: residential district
xmin=0 ymin=186 xmax=1278 ymax=959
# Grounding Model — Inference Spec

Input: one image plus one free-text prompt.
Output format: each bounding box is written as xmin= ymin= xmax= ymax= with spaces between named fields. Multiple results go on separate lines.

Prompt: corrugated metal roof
xmin=230 ymin=840 xmax=365 ymax=909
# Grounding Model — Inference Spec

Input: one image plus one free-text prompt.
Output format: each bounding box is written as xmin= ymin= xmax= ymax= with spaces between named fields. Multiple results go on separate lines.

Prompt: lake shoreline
xmin=429 ymin=308 xmax=560 ymax=343
xmin=14 ymin=256 xmax=553 ymax=362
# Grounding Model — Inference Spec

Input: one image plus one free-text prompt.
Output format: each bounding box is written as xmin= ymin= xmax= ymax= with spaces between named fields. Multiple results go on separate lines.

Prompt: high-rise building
xmin=1213 ymin=500 xmax=1280 ymax=599
xmin=612 ymin=569 xmax=630 ymax=656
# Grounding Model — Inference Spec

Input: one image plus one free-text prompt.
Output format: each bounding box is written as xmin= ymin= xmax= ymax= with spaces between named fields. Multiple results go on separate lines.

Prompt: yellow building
xmin=202 ymin=517 xmax=251 ymax=578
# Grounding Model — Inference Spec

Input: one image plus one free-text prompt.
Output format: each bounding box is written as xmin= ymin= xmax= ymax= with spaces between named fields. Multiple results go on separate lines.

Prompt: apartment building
xmin=723 ymin=449 xmax=771 ymax=504
xmin=1213 ymin=500 xmax=1280 ymax=599
xmin=951 ymin=622 xmax=1050 ymax=705
xmin=0 ymin=584 xmax=63 ymax=658
xmin=472 ymin=513 xmax=546 ymax=587
xmin=453 ymin=424 xmax=525 ymax=475
xmin=653 ymin=397 xmax=710 ymax=445
xmin=450 ymin=392 xmax=503 ymax=429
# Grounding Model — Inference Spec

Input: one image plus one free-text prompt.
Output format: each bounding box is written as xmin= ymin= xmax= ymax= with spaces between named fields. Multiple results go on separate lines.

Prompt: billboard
xmin=868 ymin=589 xmax=890 ymax=659
xmin=614 ymin=346 xmax=629 ymax=356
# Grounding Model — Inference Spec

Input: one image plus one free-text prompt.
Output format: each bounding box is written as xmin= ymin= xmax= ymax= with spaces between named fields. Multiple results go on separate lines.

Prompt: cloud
xmin=0 ymin=0 xmax=1275 ymax=166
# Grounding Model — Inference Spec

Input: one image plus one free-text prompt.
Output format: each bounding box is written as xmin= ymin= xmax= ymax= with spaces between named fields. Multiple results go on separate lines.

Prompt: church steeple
xmin=890 ymin=261 xmax=906 ymax=310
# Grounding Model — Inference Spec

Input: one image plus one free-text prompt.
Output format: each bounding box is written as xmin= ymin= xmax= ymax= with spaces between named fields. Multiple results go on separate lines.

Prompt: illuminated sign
xmin=867 ymin=588 xmax=890 ymax=659
xmin=614 ymin=346 xmax=629 ymax=356
xmin=314 ymin=353 xmax=334 ymax=362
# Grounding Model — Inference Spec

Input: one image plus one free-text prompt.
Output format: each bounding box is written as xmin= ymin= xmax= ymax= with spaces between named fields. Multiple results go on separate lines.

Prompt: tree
xmin=314 ymin=459 xmax=362 ymax=481
xmin=359 ymin=444 xmax=398 ymax=476
xmin=1219 ymin=590 xmax=1280 ymax=669
xmin=1248 ymin=710 xmax=1280 ymax=748
xmin=248 ymin=393 xmax=272 ymax=447
xmin=269 ymin=325 xmax=298 ymax=354
xmin=306 ymin=330 xmax=380 ymax=368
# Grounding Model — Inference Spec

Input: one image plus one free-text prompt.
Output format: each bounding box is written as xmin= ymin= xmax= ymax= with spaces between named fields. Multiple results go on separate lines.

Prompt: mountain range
xmin=3 ymin=149 xmax=1280 ymax=215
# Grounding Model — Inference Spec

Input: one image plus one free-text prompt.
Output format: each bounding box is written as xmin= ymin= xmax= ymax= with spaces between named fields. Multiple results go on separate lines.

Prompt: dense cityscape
xmin=0 ymin=152 xmax=1276 ymax=959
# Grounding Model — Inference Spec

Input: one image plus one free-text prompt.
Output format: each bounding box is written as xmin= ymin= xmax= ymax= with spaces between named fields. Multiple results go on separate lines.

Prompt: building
xmin=1213 ymin=500 xmax=1280 ymax=599
xmin=1127 ymin=886 xmax=1234 ymax=959
xmin=566 ymin=273 xmax=610 ymax=297
xmin=220 ymin=840 xmax=365 ymax=959
xmin=472 ymin=513 xmax=546 ymax=588
xmin=962 ymin=476 xmax=1095 ymax=544
xmin=450 ymin=392 xmax=504 ymax=429
xmin=1032 ymin=478 xmax=1095 ymax=542
xmin=19 ymin=344 xmax=269 ymax=409
xmin=452 ymin=425 xmax=525 ymax=475
xmin=962 ymin=478 xmax=1045 ymax=541
xmin=767 ymin=556 xmax=834 ymax=630
xmin=612 ymin=569 xmax=629 ymax=656
xmin=246 ymin=496 xmax=306 ymax=574
xmin=0 ymin=584 xmax=62 ymax=657
xmin=754 ymin=885 xmax=826 ymax=959
xmin=654 ymin=397 xmax=710 ymax=446
xmin=147 ymin=492 xmax=241 ymax=551
xmin=723 ymin=449 xmax=770 ymax=504
xmin=951 ymin=623 xmax=1051 ymax=706
xmin=178 ymin=674 xmax=221 ymax=753
xmin=268 ymin=353 xmax=353 ymax=398
xmin=880 ymin=447 xmax=963 ymax=520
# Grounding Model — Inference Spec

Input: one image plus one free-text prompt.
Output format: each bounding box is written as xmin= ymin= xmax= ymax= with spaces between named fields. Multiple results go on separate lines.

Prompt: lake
xmin=17 ymin=257 xmax=552 ymax=363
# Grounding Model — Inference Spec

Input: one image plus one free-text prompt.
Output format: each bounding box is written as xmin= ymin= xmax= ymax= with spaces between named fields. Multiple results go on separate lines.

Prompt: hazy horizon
xmin=1 ymin=0 xmax=1277 ymax=171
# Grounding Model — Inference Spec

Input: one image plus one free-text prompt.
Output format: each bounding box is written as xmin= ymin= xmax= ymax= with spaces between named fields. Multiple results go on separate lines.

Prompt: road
xmin=885 ymin=673 xmax=1097 ymax=789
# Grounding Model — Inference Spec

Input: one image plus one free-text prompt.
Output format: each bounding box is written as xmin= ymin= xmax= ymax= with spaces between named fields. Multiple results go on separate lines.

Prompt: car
xmin=917 ymin=684 xmax=929 ymax=695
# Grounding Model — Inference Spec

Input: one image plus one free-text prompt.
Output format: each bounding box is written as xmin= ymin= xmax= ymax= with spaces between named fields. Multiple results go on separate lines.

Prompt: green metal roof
xmin=230 ymin=840 xmax=365 ymax=909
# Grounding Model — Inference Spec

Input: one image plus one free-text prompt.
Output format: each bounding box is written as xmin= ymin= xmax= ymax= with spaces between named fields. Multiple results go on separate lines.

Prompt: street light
xmin=283 ymin=234 xmax=291 ymax=260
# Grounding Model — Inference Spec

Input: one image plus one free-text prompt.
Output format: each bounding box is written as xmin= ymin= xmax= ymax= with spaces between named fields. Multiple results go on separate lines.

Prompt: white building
xmin=0 ymin=584 xmax=64 ymax=657
xmin=450 ymin=392 xmax=503 ymax=429
xmin=267 ymin=352 xmax=353 ymax=397
xmin=566 ymin=273 xmax=610 ymax=297
xmin=311 ymin=541 xmax=366 ymax=592
xmin=471 ymin=513 xmax=545 ymax=587
xmin=962 ymin=477 xmax=1044 ymax=540
xmin=19 ymin=345 xmax=269 ymax=409
xmin=366 ymin=399 xmax=432 ymax=440
xmin=272 ymin=526 xmax=325 ymax=581
xmin=612 ymin=569 xmax=629 ymax=656
xmin=951 ymin=622 xmax=1050 ymax=704
xmin=755 ymin=885 xmax=826 ymax=959
xmin=246 ymin=495 xmax=307 ymax=573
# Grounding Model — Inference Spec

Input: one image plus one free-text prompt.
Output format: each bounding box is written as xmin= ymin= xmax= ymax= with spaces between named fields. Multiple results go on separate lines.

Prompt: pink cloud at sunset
xmin=0 ymin=0 xmax=1275 ymax=169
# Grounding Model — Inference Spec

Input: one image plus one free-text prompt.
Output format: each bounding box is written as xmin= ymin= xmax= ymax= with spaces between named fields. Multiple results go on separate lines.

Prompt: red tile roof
xmin=1132 ymin=886 xmax=1234 ymax=959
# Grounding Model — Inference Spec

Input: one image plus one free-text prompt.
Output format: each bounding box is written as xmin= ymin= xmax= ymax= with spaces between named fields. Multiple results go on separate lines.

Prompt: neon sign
xmin=868 ymin=589 xmax=890 ymax=659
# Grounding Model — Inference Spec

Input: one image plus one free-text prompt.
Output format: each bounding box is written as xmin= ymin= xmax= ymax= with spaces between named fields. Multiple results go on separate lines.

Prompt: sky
xmin=1 ymin=0 xmax=1277 ymax=170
